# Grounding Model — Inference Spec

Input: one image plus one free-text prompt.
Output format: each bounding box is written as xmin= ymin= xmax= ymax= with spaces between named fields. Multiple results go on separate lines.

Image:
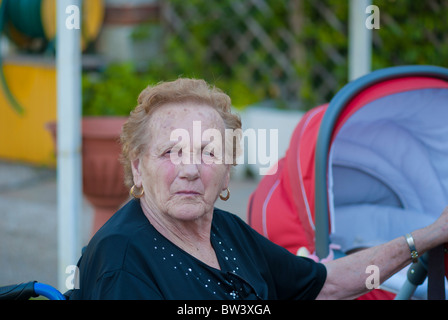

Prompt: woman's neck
xmin=139 ymin=198 xmax=221 ymax=270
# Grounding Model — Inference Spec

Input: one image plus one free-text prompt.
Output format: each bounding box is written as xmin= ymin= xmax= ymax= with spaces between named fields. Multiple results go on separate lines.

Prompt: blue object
xmin=34 ymin=283 xmax=65 ymax=300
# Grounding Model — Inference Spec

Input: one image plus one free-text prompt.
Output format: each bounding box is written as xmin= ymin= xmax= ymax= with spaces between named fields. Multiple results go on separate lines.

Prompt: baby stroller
xmin=248 ymin=65 xmax=448 ymax=299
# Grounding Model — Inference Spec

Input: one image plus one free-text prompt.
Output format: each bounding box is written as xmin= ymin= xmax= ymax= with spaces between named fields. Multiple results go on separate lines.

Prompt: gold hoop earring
xmin=219 ymin=188 xmax=230 ymax=201
xmin=130 ymin=185 xmax=144 ymax=199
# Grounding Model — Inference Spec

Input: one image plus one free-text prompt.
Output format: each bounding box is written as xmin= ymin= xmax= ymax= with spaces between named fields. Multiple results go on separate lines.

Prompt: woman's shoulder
xmin=212 ymin=207 xmax=261 ymax=241
xmin=81 ymin=200 xmax=152 ymax=267
xmin=93 ymin=199 xmax=150 ymax=239
xmin=213 ymin=207 xmax=247 ymax=227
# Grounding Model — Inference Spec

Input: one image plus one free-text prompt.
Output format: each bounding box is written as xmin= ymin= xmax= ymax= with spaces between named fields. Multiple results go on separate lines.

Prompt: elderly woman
xmin=71 ymin=78 xmax=448 ymax=300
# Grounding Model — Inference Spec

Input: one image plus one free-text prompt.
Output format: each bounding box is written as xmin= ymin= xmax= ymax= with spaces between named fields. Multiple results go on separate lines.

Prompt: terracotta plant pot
xmin=47 ymin=116 xmax=130 ymax=236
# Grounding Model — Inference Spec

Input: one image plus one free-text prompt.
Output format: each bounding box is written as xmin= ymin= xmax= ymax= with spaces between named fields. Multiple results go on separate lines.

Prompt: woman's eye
xmin=165 ymin=149 xmax=183 ymax=158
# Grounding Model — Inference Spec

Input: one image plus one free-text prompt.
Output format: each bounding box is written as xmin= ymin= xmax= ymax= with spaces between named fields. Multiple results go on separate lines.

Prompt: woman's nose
xmin=178 ymin=162 xmax=200 ymax=180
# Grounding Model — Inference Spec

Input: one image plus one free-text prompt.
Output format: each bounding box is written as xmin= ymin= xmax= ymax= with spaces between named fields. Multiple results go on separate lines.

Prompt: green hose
xmin=7 ymin=0 xmax=45 ymax=38
xmin=0 ymin=0 xmax=103 ymax=116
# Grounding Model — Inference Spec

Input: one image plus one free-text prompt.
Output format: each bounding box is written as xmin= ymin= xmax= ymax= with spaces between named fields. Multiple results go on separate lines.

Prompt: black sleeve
xmin=73 ymin=232 xmax=164 ymax=300
xmin=261 ymin=239 xmax=327 ymax=300
xmin=91 ymin=269 xmax=163 ymax=300
xmin=229 ymin=213 xmax=327 ymax=300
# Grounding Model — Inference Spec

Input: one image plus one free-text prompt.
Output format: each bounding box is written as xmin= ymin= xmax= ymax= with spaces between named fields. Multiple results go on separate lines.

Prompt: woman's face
xmin=131 ymin=102 xmax=230 ymax=222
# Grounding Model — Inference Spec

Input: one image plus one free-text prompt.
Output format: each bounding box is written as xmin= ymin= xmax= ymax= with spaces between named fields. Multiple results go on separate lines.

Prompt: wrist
xmin=407 ymin=222 xmax=446 ymax=261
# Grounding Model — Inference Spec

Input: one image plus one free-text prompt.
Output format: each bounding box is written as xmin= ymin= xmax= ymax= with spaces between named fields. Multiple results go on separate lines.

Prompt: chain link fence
xmin=156 ymin=0 xmax=448 ymax=110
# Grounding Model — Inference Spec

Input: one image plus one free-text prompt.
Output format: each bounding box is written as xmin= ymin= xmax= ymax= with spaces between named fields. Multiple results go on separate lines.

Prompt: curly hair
xmin=120 ymin=78 xmax=242 ymax=188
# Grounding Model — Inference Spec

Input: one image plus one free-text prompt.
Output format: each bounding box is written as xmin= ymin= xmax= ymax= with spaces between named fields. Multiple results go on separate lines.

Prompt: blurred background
xmin=0 ymin=0 xmax=447 ymax=291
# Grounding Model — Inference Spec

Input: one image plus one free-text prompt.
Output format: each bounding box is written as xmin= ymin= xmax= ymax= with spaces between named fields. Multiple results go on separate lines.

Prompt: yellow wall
xmin=0 ymin=59 xmax=57 ymax=166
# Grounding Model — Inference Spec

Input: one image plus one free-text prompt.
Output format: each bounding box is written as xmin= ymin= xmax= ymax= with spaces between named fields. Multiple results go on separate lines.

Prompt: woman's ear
xmin=131 ymin=158 xmax=142 ymax=187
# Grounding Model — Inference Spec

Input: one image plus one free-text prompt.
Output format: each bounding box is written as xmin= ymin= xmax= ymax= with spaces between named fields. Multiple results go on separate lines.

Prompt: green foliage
xmin=142 ymin=0 xmax=295 ymax=109
xmin=371 ymin=0 xmax=448 ymax=70
xmin=292 ymin=0 xmax=448 ymax=108
xmin=83 ymin=0 xmax=448 ymax=114
xmin=82 ymin=63 xmax=158 ymax=116
xmin=297 ymin=1 xmax=350 ymax=108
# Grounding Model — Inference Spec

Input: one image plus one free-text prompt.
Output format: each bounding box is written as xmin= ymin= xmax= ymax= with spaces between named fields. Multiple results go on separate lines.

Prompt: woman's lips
xmin=175 ymin=191 xmax=201 ymax=195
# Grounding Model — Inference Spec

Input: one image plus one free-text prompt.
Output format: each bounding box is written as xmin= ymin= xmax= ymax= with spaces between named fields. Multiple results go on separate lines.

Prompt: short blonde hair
xmin=120 ymin=78 xmax=242 ymax=188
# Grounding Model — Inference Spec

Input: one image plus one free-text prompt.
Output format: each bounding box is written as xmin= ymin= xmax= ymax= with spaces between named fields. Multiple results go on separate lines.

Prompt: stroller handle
xmin=0 ymin=282 xmax=65 ymax=300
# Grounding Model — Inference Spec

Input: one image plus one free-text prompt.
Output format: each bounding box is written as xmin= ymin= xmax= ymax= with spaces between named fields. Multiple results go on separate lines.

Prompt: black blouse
xmin=70 ymin=199 xmax=326 ymax=300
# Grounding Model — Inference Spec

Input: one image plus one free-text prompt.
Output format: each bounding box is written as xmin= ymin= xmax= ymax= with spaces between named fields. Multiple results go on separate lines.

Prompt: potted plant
xmin=48 ymin=63 xmax=156 ymax=235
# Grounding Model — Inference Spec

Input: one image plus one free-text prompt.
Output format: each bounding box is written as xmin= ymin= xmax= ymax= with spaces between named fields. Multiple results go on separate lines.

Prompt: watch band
xmin=405 ymin=233 xmax=419 ymax=263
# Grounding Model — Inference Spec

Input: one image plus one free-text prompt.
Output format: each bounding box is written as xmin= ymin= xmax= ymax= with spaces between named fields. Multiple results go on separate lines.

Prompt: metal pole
xmin=349 ymin=0 xmax=372 ymax=81
xmin=56 ymin=0 xmax=82 ymax=292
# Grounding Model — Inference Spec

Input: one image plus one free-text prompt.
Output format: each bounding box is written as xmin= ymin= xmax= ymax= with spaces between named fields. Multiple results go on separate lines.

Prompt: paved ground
xmin=0 ymin=160 xmax=258 ymax=289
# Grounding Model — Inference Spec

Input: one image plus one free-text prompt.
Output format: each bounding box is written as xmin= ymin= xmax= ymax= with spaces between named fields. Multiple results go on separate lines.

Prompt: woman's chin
xmin=167 ymin=202 xmax=212 ymax=221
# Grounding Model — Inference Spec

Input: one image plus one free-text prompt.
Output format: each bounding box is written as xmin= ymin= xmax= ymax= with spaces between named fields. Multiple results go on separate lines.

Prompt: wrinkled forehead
xmin=138 ymin=102 xmax=240 ymax=162
xmin=149 ymin=102 xmax=226 ymax=134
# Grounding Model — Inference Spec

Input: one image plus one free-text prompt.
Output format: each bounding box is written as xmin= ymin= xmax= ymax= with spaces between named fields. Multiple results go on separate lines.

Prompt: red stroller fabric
xmin=247 ymin=104 xmax=395 ymax=300
xmin=248 ymin=105 xmax=326 ymax=255
xmin=247 ymin=73 xmax=448 ymax=299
